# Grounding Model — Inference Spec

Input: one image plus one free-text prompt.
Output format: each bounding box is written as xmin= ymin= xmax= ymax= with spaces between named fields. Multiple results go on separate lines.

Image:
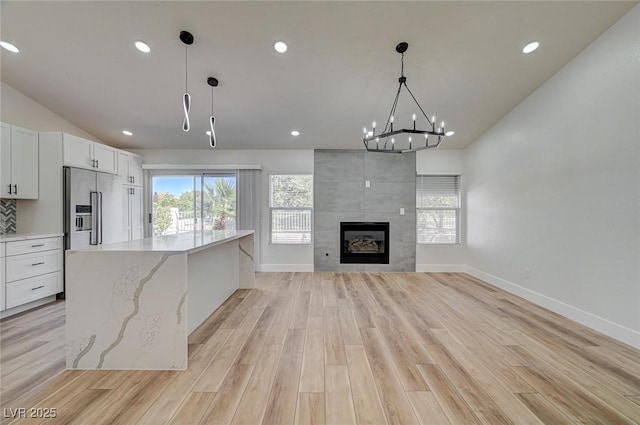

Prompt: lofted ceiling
xmin=0 ymin=1 xmax=635 ymax=150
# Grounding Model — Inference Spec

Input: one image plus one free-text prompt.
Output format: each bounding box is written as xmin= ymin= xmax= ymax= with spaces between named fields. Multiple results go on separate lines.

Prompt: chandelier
xmin=363 ymin=42 xmax=454 ymax=153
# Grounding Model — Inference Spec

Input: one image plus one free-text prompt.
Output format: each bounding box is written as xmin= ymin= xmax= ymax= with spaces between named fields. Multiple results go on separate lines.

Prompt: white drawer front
xmin=6 ymin=272 xmax=62 ymax=309
xmin=6 ymin=250 xmax=62 ymax=283
xmin=6 ymin=237 xmax=62 ymax=256
xmin=0 ymin=242 xmax=5 ymax=257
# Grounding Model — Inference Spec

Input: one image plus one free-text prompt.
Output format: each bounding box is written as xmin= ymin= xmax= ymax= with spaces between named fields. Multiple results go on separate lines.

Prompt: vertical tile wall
xmin=314 ymin=150 xmax=416 ymax=271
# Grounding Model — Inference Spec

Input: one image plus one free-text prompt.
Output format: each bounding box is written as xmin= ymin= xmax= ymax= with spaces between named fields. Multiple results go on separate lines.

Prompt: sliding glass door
xmin=151 ymin=173 xmax=236 ymax=236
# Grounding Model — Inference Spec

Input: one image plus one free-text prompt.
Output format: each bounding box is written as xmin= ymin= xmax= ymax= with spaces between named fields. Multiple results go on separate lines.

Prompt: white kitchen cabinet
xmin=93 ymin=143 xmax=117 ymax=174
xmin=3 ymin=236 xmax=62 ymax=310
xmin=122 ymin=185 xmax=144 ymax=241
xmin=0 ymin=242 xmax=5 ymax=311
xmin=0 ymin=122 xmax=39 ymax=199
xmin=117 ymin=151 xmax=143 ymax=186
xmin=62 ymin=133 xmax=117 ymax=174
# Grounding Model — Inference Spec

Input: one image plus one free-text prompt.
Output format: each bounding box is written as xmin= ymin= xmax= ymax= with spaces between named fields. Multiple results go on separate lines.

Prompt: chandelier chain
xmin=404 ymin=82 xmax=433 ymax=127
xmin=383 ymin=84 xmax=402 ymax=134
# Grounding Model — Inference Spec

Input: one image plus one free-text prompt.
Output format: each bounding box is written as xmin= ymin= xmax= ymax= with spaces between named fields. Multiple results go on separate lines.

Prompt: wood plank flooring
xmin=1 ymin=272 xmax=639 ymax=424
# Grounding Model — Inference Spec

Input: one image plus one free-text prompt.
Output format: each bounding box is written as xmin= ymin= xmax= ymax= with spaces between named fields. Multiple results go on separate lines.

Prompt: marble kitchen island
xmin=65 ymin=230 xmax=254 ymax=370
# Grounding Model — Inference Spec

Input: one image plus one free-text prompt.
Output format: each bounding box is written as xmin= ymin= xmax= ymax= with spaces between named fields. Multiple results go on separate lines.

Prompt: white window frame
xmin=269 ymin=173 xmax=313 ymax=245
xmin=416 ymin=174 xmax=461 ymax=245
xmin=147 ymin=170 xmax=238 ymax=236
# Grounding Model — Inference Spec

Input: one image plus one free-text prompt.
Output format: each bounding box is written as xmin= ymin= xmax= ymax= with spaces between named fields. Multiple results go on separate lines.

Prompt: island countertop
xmin=68 ymin=230 xmax=254 ymax=254
xmin=66 ymin=229 xmax=255 ymax=370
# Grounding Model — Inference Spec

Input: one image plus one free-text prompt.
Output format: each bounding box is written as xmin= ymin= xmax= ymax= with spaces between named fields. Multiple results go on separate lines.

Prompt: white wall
xmin=415 ymin=149 xmax=466 ymax=271
xmin=1 ymin=82 xmax=99 ymax=141
xmin=131 ymin=149 xmax=315 ymax=271
xmin=1 ymin=83 xmax=104 ymax=233
xmin=464 ymin=6 xmax=640 ymax=348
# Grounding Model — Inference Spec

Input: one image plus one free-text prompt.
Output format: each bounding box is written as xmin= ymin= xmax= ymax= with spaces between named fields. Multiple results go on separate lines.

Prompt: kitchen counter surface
xmin=69 ymin=230 xmax=254 ymax=254
xmin=0 ymin=233 xmax=64 ymax=242
xmin=66 ymin=230 xmax=255 ymax=370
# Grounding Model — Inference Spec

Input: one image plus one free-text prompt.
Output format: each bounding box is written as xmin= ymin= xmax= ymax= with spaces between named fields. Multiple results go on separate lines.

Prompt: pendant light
xmin=207 ymin=77 xmax=219 ymax=148
xmin=180 ymin=31 xmax=194 ymax=132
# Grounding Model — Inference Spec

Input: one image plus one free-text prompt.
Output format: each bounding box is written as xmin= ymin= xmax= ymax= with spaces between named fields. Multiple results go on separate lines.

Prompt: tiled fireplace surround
xmin=314 ymin=150 xmax=416 ymax=272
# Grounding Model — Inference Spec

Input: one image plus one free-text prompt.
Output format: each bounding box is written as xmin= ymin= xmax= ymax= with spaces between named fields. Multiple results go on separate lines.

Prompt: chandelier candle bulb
xmin=413 ymin=113 xmax=416 ymax=130
xmin=372 ymin=121 xmax=376 ymax=135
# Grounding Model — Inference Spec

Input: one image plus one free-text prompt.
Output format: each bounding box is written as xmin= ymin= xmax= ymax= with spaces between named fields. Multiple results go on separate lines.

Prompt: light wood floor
xmin=1 ymin=272 xmax=639 ymax=424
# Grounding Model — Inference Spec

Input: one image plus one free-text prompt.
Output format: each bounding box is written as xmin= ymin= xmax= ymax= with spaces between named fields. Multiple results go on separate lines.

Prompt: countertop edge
xmin=67 ymin=230 xmax=254 ymax=253
xmin=0 ymin=233 xmax=64 ymax=243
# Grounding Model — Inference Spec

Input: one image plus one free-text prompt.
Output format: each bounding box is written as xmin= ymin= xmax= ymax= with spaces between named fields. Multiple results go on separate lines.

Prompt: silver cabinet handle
xmin=31 ymin=244 xmax=45 ymax=248
xmin=96 ymin=159 xmax=99 ymax=168
xmin=13 ymin=184 xmax=17 ymax=195
xmin=7 ymin=184 xmax=11 ymax=195
xmin=31 ymin=262 xmax=45 ymax=266
xmin=31 ymin=285 xmax=45 ymax=291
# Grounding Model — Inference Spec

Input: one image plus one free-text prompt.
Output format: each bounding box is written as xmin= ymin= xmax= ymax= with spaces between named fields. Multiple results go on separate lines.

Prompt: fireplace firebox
xmin=340 ymin=222 xmax=390 ymax=264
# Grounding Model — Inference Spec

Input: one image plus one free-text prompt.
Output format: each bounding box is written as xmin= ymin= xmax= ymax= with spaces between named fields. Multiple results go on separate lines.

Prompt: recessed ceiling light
xmin=122 ymin=130 xmax=133 ymax=136
xmin=445 ymin=131 xmax=455 ymax=136
xmin=135 ymin=41 xmax=151 ymax=53
xmin=0 ymin=41 xmax=19 ymax=53
xmin=523 ymin=41 xmax=539 ymax=54
xmin=291 ymin=130 xmax=300 ymax=136
xmin=274 ymin=41 xmax=288 ymax=53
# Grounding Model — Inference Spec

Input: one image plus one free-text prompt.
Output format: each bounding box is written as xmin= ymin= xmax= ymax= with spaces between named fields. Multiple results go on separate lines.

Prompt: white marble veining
xmin=0 ymin=233 xmax=64 ymax=242
xmin=238 ymin=233 xmax=255 ymax=289
xmin=66 ymin=250 xmax=188 ymax=370
xmin=71 ymin=230 xmax=254 ymax=254
xmin=66 ymin=231 xmax=255 ymax=370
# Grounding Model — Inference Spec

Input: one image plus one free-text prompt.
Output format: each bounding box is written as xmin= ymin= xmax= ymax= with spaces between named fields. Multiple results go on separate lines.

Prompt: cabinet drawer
xmin=6 ymin=237 xmax=62 ymax=256
xmin=6 ymin=250 xmax=62 ymax=282
xmin=0 ymin=242 xmax=5 ymax=257
xmin=6 ymin=272 xmax=62 ymax=309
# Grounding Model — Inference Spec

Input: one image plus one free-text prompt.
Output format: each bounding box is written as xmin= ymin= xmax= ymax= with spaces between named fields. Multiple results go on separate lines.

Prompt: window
xmin=416 ymin=175 xmax=461 ymax=244
xmin=269 ymin=174 xmax=313 ymax=244
xmin=151 ymin=173 xmax=236 ymax=236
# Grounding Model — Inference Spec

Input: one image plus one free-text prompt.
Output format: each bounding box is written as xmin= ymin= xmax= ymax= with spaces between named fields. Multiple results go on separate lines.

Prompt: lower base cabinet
xmin=6 ymin=272 xmax=62 ymax=309
xmin=1 ymin=235 xmax=63 ymax=312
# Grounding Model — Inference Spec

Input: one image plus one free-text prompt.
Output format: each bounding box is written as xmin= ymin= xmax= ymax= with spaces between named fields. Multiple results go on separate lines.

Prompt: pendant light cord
xmin=185 ymin=45 xmax=188 ymax=92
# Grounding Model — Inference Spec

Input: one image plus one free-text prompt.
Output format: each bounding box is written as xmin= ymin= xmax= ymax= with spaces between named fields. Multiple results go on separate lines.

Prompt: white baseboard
xmin=416 ymin=264 xmax=466 ymax=273
xmin=257 ymin=264 xmax=314 ymax=272
xmin=1 ymin=295 xmax=57 ymax=319
xmin=465 ymin=266 xmax=640 ymax=349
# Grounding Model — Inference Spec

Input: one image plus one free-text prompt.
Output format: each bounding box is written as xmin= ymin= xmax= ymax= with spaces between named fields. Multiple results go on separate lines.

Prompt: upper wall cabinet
xmin=117 ymin=151 xmax=143 ymax=186
xmin=0 ymin=122 xmax=39 ymax=199
xmin=62 ymin=133 xmax=117 ymax=174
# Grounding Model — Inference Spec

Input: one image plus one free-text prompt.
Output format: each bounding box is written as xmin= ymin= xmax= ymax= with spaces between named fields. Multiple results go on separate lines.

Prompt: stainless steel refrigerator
xmin=62 ymin=167 xmax=124 ymax=296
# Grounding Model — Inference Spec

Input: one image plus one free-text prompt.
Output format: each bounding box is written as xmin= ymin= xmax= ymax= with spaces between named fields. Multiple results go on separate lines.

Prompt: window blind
xmin=416 ymin=175 xmax=461 ymax=244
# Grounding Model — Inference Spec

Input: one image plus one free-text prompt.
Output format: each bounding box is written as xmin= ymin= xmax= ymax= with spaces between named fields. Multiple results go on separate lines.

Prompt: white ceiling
xmin=0 ymin=1 xmax=635 ymax=150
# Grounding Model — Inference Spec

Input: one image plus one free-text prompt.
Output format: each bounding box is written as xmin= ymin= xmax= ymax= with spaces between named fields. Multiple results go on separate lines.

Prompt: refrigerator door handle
xmin=90 ymin=191 xmax=99 ymax=245
xmin=99 ymin=192 xmax=103 ymax=244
